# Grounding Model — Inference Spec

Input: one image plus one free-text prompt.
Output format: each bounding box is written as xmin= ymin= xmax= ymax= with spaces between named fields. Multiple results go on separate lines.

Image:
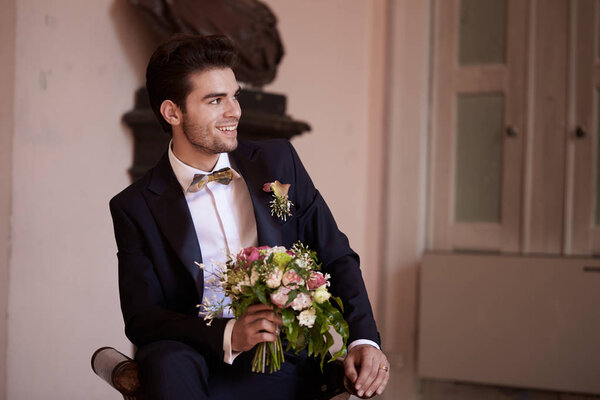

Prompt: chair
xmin=91 ymin=347 xmax=351 ymax=400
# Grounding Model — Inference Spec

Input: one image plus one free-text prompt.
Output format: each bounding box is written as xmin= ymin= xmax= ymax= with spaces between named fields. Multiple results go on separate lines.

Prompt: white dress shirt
xmin=169 ymin=146 xmax=256 ymax=363
xmin=168 ymin=145 xmax=379 ymax=364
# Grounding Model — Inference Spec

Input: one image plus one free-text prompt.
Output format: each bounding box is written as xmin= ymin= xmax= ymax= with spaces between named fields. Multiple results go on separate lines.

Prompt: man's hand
xmin=231 ymin=304 xmax=283 ymax=352
xmin=343 ymin=344 xmax=390 ymax=398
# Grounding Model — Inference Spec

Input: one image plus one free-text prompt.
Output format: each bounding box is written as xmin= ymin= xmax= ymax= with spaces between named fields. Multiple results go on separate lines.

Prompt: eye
xmin=209 ymin=98 xmax=221 ymax=105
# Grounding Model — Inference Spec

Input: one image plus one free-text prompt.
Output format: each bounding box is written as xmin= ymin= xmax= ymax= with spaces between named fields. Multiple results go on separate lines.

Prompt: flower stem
xmin=251 ymin=337 xmax=285 ymax=374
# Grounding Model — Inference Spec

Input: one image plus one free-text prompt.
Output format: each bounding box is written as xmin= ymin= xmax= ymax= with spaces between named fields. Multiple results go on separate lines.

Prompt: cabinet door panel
xmin=458 ymin=0 xmax=506 ymax=65
xmin=455 ymin=93 xmax=504 ymax=223
xmin=430 ymin=0 xmax=527 ymax=252
xmin=568 ymin=0 xmax=600 ymax=255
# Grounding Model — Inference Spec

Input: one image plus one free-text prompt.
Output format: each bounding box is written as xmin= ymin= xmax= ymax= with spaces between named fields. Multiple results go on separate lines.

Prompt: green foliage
xmin=252 ymin=284 xmax=268 ymax=305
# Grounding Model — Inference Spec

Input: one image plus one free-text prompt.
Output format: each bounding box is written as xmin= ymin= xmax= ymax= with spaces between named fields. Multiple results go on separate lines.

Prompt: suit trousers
xmin=135 ymin=340 xmax=332 ymax=400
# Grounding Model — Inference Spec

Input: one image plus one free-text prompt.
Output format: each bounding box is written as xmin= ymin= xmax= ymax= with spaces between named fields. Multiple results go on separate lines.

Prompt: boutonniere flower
xmin=263 ymin=180 xmax=293 ymax=221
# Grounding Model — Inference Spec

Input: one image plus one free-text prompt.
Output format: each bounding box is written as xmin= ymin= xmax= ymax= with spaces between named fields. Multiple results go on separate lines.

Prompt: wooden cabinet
xmin=429 ymin=0 xmax=600 ymax=256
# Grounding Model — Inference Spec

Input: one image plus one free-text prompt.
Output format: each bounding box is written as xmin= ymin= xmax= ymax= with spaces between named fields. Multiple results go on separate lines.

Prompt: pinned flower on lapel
xmin=263 ymin=180 xmax=293 ymax=221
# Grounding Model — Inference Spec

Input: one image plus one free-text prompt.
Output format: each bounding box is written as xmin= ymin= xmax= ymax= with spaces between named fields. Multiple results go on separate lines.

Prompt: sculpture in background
xmin=123 ymin=0 xmax=310 ymax=181
xmin=129 ymin=0 xmax=284 ymax=87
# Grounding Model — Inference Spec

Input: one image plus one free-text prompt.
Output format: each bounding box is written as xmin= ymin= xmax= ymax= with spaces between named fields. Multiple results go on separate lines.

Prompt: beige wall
xmin=7 ymin=0 xmax=154 ymax=398
xmin=0 ymin=0 xmax=16 ymax=398
xmin=264 ymin=0 xmax=386 ymax=314
xmin=380 ymin=1 xmax=431 ymax=399
xmin=4 ymin=0 xmax=391 ymax=398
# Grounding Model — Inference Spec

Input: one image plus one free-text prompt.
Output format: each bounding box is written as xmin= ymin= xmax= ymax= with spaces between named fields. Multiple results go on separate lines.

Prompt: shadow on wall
xmin=109 ymin=0 xmax=157 ymax=86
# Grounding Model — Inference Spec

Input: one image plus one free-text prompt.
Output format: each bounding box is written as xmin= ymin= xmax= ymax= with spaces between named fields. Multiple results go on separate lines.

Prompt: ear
xmin=160 ymin=100 xmax=182 ymax=127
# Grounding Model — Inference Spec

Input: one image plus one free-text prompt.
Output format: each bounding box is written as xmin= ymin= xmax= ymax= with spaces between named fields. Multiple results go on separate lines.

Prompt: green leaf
xmin=319 ymin=318 xmax=329 ymax=335
xmin=235 ymin=296 xmax=256 ymax=318
xmin=295 ymin=328 xmax=307 ymax=354
xmin=285 ymin=328 xmax=297 ymax=352
xmin=331 ymin=295 xmax=344 ymax=313
xmin=252 ymin=285 xmax=267 ymax=305
xmin=281 ymin=308 xmax=295 ymax=326
xmin=330 ymin=345 xmax=347 ymax=361
xmin=284 ymin=290 xmax=298 ymax=307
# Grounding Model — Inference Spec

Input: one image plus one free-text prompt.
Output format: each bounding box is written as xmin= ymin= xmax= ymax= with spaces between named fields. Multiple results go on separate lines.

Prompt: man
xmin=110 ymin=34 xmax=389 ymax=399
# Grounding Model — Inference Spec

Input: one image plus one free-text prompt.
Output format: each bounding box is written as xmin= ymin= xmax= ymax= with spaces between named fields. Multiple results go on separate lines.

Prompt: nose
xmin=224 ymin=97 xmax=241 ymax=119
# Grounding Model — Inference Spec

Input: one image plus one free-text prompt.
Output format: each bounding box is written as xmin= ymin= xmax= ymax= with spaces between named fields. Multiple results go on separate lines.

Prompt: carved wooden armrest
xmin=91 ymin=347 xmax=142 ymax=400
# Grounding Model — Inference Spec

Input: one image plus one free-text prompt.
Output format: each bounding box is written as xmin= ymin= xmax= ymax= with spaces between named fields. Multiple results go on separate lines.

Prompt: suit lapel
xmin=231 ymin=144 xmax=282 ymax=247
xmin=140 ymin=144 xmax=283 ymax=298
xmin=143 ymin=154 xmax=205 ymax=297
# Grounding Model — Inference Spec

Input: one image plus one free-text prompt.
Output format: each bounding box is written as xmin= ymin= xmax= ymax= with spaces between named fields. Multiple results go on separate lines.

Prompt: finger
xmin=375 ymin=368 xmax=390 ymax=396
xmin=363 ymin=364 xmax=389 ymax=398
xmin=242 ymin=309 xmax=276 ymax=321
xmin=354 ymin=355 xmax=376 ymax=396
xmin=249 ymin=318 xmax=280 ymax=335
xmin=343 ymin=353 xmax=359 ymax=385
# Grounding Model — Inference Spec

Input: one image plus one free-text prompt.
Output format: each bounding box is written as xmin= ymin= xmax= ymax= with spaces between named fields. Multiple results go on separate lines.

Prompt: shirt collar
xmin=168 ymin=141 xmax=240 ymax=193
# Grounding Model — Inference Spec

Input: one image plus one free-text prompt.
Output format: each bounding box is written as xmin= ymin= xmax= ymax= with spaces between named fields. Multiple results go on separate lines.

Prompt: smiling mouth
xmin=216 ymin=124 xmax=238 ymax=134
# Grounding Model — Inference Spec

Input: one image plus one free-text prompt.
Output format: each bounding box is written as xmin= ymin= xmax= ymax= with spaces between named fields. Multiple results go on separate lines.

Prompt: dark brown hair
xmin=146 ymin=34 xmax=238 ymax=132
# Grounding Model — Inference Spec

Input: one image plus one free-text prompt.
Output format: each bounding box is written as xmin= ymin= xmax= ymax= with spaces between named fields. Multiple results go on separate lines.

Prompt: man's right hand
xmin=231 ymin=304 xmax=283 ymax=352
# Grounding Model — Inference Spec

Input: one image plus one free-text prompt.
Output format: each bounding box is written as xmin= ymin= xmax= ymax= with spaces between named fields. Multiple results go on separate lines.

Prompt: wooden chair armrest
xmin=91 ymin=347 xmax=141 ymax=398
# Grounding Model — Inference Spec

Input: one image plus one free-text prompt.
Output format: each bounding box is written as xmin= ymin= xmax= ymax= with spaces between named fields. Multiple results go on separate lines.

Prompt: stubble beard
xmin=182 ymin=118 xmax=238 ymax=155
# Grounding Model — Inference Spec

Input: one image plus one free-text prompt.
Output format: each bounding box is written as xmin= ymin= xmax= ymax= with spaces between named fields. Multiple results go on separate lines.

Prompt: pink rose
xmin=270 ymin=286 xmax=291 ymax=308
xmin=240 ymin=247 xmax=259 ymax=263
xmin=307 ymin=272 xmax=326 ymax=290
xmin=282 ymin=269 xmax=304 ymax=287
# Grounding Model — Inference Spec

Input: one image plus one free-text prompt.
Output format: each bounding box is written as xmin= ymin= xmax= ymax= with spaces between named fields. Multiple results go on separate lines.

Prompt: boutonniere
xmin=262 ymin=180 xmax=293 ymax=221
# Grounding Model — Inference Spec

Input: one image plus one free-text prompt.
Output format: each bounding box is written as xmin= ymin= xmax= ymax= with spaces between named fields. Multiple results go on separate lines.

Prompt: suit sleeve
xmin=110 ymin=196 xmax=228 ymax=360
xmin=284 ymin=142 xmax=381 ymax=346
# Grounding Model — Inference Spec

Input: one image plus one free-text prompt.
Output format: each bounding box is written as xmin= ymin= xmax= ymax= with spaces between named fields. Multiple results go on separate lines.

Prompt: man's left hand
xmin=343 ymin=344 xmax=390 ymax=398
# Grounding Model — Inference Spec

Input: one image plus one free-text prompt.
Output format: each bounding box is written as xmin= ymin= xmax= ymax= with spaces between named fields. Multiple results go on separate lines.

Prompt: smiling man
xmin=110 ymin=34 xmax=388 ymax=400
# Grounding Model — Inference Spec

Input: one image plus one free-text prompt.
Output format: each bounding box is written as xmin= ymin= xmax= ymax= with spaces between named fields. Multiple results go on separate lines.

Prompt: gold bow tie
xmin=187 ymin=167 xmax=234 ymax=193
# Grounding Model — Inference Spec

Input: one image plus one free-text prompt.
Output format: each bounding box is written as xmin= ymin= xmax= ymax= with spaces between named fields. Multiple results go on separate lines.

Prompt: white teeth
xmin=217 ymin=126 xmax=236 ymax=132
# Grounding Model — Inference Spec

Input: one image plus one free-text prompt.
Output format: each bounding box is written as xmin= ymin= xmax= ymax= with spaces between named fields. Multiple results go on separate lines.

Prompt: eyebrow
xmin=202 ymin=87 xmax=242 ymax=100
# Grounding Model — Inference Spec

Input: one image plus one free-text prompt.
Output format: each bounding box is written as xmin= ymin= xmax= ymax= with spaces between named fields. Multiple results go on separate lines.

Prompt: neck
xmin=171 ymin=139 xmax=220 ymax=171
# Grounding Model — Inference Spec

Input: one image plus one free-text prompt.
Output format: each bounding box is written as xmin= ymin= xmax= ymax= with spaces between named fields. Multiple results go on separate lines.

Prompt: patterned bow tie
xmin=187 ymin=167 xmax=234 ymax=193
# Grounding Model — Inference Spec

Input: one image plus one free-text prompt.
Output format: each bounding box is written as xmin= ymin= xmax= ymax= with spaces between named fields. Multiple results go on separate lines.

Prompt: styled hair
xmin=145 ymin=34 xmax=238 ymax=132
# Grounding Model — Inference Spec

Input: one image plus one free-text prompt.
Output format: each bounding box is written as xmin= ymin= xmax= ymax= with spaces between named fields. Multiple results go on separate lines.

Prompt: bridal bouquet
xmin=198 ymin=243 xmax=349 ymax=373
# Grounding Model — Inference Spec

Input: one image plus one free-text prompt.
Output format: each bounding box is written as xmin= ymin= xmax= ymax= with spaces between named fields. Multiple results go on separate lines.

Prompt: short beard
xmin=182 ymin=119 xmax=238 ymax=155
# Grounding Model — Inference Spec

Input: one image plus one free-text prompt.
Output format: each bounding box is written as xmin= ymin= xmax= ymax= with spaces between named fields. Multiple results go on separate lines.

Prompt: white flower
xmin=240 ymin=274 xmax=251 ymax=287
xmin=312 ymin=286 xmax=331 ymax=304
xmin=266 ymin=268 xmax=283 ymax=288
xmin=297 ymin=307 xmax=317 ymax=328
xmin=250 ymin=267 xmax=259 ymax=285
xmin=290 ymin=292 xmax=312 ymax=311
xmin=232 ymin=283 xmax=242 ymax=294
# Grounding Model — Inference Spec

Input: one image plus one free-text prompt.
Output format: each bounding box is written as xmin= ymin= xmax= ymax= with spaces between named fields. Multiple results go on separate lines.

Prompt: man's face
xmin=179 ymin=67 xmax=242 ymax=157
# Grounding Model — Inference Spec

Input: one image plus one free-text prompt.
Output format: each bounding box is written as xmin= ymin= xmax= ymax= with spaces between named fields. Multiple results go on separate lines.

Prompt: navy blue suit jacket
xmin=110 ymin=139 xmax=380 ymax=361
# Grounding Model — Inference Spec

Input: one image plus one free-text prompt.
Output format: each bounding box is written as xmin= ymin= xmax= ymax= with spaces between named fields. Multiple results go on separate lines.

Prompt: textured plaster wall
xmin=7 ymin=0 xmax=153 ymax=398
xmin=264 ymin=0 xmax=384 ymax=311
xmin=0 ymin=0 xmax=16 ymax=398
